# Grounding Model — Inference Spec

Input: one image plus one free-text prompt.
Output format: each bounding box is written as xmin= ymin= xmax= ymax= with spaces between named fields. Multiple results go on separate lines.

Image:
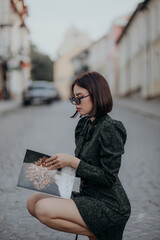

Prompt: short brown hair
xmin=71 ymin=71 xmax=113 ymax=118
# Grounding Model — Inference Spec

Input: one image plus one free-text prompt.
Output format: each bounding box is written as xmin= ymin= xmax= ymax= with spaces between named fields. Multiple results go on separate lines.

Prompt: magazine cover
xmin=17 ymin=149 xmax=75 ymax=199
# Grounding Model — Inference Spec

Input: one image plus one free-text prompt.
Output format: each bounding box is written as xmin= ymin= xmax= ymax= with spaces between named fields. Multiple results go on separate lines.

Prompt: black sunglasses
xmin=69 ymin=95 xmax=90 ymax=105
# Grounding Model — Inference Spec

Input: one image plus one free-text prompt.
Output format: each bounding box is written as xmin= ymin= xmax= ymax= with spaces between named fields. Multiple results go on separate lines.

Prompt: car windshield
xmin=27 ymin=81 xmax=57 ymax=92
xmin=29 ymin=86 xmax=46 ymax=90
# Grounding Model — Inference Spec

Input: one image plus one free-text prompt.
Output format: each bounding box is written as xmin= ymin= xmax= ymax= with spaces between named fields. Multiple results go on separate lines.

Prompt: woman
xmin=27 ymin=72 xmax=131 ymax=240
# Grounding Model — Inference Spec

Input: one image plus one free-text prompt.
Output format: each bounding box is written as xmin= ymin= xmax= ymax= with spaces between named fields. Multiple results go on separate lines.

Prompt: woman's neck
xmin=90 ymin=117 xmax=95 ymax=122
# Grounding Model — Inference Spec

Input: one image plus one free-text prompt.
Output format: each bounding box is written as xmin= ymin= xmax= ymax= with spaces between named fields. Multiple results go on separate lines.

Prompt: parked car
xmin=22 ymin=81 xmax=60 ymax=106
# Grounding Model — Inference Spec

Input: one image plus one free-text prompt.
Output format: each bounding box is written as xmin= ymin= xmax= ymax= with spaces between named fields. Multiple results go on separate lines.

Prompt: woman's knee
xmin=27 ymin=193 xmax=40 ymax=216
xmin=34 ymin=199 xmax=50 ymax=223
xmin=27 ymin=194 xmax=35 ymax=215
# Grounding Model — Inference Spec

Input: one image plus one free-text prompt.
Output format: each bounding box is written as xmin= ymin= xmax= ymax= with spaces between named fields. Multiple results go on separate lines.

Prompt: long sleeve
xmin=76 ymin=120 xmax=127 ymax=188
xmin=75 ymin=117 xmax=88 ymax=146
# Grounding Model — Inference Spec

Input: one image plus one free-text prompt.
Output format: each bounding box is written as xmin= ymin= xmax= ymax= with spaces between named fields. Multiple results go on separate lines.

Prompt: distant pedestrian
xmin=27 ymin=72 xmax=131 ymax=240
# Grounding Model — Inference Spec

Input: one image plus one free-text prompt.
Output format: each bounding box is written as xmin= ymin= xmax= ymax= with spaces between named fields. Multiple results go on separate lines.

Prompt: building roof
xmin=11 ymin=0 xmax=29 ymax=32
xmin=117 ymin=0 xmax=152 ymax=44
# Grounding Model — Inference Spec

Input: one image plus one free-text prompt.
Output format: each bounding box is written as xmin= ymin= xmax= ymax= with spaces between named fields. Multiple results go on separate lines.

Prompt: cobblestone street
xmin=0 ymin=100 xmax=160 ymax=240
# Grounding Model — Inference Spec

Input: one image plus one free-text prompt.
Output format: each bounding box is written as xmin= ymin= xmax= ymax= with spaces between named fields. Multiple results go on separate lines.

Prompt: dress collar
xmin=88 ymin=114 xmax=109 ymax=125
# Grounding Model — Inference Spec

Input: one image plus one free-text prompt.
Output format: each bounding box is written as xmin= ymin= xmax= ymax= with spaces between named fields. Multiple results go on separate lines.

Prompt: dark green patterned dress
xmin=71 ymin=114 xmax=131 ymax=240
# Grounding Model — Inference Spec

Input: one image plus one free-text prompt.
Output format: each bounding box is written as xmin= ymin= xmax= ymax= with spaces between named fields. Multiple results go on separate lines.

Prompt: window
xmin=154 ymin=51 xmax=160 ymax=82
xmin=154 ymin=5 xmax=159 ymax=39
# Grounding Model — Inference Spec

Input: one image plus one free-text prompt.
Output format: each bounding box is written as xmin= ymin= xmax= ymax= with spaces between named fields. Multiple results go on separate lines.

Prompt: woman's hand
xmin=45 ymin=153 xmax=80 ymax=170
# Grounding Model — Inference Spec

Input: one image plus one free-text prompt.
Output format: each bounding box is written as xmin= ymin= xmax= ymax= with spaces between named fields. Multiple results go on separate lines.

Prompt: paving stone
xmin=0 ymin=232 xmax=15 ymax=238
xmin=0 ymin=101 xmax=160 ymax=239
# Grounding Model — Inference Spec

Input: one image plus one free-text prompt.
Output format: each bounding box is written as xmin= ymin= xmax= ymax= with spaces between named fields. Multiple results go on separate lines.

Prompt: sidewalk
xmin=114 ymin=93 xmax=160 ymax=121
xmin=0 ymin=99 xmax=22 ymax=115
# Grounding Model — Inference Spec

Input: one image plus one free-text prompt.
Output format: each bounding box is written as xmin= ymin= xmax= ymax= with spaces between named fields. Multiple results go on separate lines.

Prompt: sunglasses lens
xmin=75 ymin=98 xmax=80 ymax=105
xmin=69 ymin=98 xmax=73 ymax=104
xmin=69 ymin=97 xmax=81 ymax=105
xmin=69 ymin=98 xmax=71 ymax=103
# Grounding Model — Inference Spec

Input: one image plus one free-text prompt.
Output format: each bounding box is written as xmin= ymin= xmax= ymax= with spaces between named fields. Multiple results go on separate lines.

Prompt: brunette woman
xmin=27 ymin=72 xmax=131 ymax=240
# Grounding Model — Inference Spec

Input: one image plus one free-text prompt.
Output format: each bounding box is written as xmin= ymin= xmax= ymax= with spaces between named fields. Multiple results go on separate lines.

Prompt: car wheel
xmin=23 ymin=100 xmax=31 ymax=106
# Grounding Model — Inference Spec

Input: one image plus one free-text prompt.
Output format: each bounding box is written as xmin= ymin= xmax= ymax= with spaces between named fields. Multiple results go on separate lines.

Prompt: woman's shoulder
xmin=103 ymin=115 xmax=126 ymax=128
xmin=99 ymin=115 xmax=127 ymax=144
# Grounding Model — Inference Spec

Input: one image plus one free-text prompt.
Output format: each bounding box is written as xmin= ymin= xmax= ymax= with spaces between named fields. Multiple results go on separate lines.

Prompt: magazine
xmin=17 ymin=149 xmax=75 ymax=199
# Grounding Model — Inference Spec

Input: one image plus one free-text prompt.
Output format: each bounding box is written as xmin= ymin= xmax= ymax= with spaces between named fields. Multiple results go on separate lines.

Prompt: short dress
xmin=71 ymin=114 xmax=131 ymax=240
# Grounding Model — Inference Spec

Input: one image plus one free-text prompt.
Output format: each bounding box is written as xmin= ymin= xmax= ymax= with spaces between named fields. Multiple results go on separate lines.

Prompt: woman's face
xmin=73 ymin=84 xmax=93 ymax=116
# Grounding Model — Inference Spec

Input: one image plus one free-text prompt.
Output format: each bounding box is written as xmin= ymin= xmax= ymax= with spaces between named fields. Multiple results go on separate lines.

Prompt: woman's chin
xmin=79 ymin=111 xmax=85 ymax=116
xmin=79 ymin=113 xmax=83 ymax=116
xmin=80 ymin=113 xmax=88 ymax=117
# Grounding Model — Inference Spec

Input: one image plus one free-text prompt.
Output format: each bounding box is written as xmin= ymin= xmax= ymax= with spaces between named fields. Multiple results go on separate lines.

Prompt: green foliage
xmin=30 ymin=44 xmax=54 ymax=82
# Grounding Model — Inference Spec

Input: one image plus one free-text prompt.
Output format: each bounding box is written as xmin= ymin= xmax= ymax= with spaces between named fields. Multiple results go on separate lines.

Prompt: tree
xmin=30 ymin=44 xmax=54 ymax=82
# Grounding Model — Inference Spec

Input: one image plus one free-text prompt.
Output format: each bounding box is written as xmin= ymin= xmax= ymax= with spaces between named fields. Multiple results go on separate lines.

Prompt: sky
xmin=24 ymin=0 xmax=140 ymax=61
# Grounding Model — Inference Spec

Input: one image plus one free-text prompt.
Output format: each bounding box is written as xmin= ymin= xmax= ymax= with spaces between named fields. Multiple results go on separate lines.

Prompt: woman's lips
xmin=76 ymin=108 xmax=81 ymax=111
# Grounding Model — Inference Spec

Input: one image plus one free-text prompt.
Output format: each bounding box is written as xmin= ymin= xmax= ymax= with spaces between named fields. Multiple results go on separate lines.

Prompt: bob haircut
xmin=70 ymin=71 xmax=113 ymax=118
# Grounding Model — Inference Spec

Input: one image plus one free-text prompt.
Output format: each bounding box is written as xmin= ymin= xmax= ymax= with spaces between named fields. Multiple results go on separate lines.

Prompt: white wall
xmin=118 ymin=0 xmax=160 ymax=98
xmin=0 ymin=0 xmax=11 ymax=60
xmin=87 ymin=36 xmax=108 ymax=78
xmin=0 ymin=0 xmax=10 ymax=24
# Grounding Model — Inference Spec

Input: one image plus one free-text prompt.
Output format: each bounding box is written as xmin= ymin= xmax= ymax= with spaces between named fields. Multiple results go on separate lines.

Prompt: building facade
xmin=0 ymin=0 xmax=30 ymax=100
xmin=117 ymin=0 xmax=160 ymax=98
xmin=72 ymin=35 xmax=108 ymax=85
xmin=72 ymin=16 xmax=129 ymax=96
xmin=106 ymin=16 xmax=130 ymax=95
xmin=54 ymin=26 xmax=91 ymax=99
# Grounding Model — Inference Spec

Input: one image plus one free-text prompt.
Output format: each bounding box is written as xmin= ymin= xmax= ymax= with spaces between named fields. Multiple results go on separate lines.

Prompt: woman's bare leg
xmin=27 ymin=193 xmax=97 ymax=239
xmin=27 ymin=193 xmax=54 ymax=217
xmin=41 ymin=218 xmax=95 ymax=237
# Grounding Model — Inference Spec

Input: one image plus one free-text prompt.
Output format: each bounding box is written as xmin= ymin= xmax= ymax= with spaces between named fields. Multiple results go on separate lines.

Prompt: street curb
xmin=0 ymin=101 xmax=22 ymax=116
xmin=114 ymin=100 xmax=160 ymax=121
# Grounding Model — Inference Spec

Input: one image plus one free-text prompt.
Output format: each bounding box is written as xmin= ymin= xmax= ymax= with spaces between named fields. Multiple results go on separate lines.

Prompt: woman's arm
xmin=45 ymin=118 xmax=87 ymax=171
xmin=45 ymin=153 xmax=80 ymax=170
xmin=76 ymin=120 xmax=127 ymax=188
